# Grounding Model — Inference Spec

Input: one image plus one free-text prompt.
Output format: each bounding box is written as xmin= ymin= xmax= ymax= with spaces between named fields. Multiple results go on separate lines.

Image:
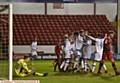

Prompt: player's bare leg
xmin=110 ymin=59 xmax=120 ymax=75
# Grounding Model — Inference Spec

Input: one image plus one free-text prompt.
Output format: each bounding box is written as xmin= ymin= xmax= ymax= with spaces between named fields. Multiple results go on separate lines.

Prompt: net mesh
xmin=0 ymin=4 xmax=9 ymax=80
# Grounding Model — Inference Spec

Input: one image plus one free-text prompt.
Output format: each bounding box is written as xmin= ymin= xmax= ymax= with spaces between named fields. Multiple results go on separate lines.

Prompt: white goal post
xmin=8 ymin=3 xmax=13 ymax=82
xmin=118 ymin=0 xmax=120 ymax=53
xmin=0 ymin=2 xmax=13 ymax=81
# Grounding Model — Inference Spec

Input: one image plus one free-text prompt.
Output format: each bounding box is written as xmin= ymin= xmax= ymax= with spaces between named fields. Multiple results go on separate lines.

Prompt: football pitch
xmin=1 ymin=60 xmax=120 ymax=83
xmin=12 ymin=60 xmax=120 ymax=83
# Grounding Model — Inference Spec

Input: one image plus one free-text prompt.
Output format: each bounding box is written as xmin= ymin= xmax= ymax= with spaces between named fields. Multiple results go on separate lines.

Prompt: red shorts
xmin=101 ymin=51 xmax=113 ymax=61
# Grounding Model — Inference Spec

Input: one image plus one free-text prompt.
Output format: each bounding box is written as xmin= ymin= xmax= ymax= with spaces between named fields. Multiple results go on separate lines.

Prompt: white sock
xmin=81 ymin=60 xmax=84 ymax=69
xmin=74 ymin=61 xmax=77 ymax=69
xmin=92 ymin=62 xmax=96 ymax=72
xmin=102 ymin=64 xmax=107 ymax=71
xmin=60 ymin=61 xmax=65 ymax=69
xmin=64 ymin=63 xmax=69 ymax=71
xmin=84 ymin=63 xmax=88 ymax=71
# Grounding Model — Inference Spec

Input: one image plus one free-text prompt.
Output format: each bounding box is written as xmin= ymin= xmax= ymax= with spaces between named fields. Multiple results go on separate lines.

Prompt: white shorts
xmin=65 ymin=50 xmax=71 ymax=59
xmin=83 ymin=46 xmax=92 ymax=59
xmin=65 ymin=59 xmax=70 ymax=63
xmin=74 ymin=56 xmax=79 ymax=62
xmin=74 ymin=50 xmax=81 ymax=57
xmin=70 ymin=50 xmax=74 ymax=55
xmin=94 ymin=52 xmax=103 ymax=61
xmin=32 ymin=51 xmax=37 ymax=56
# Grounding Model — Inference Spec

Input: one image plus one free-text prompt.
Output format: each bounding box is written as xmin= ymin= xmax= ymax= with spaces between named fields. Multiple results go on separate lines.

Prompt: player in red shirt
xmin=97 ymin=31 xmax=120 ymax=75
xmin=54 ymin=41 xmax=63 ymax=72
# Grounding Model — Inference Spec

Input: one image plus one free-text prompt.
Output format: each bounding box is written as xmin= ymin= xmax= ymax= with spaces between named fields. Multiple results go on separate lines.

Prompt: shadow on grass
xmin=91 ymin=72 xmax=115 ymax=81
xmin=54 ymin=71 xmax=89 ymax=76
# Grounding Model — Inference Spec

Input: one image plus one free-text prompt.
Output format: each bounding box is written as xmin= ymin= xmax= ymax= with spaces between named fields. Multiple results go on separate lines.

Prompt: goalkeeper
xmin=15 ymin=55 xmax=48 ymax=77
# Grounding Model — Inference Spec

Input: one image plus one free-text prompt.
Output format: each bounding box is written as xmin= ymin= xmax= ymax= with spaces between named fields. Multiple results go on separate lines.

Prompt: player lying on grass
xmin=15 ymin=55 xmax=48 ymax=77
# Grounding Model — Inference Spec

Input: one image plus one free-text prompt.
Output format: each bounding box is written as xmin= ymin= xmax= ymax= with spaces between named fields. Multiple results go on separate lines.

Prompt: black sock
xmin=98 ymin=62 xmax=103 ymax=73
xmin=112 ymin=63 xmax=117 ymax=73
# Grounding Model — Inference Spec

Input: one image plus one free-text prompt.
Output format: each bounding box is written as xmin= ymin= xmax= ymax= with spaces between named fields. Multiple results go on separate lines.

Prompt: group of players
xmin=15 ymin=29 xmax=120 ymax=77
xmin=54 ymin=30 xmax=120 ymax=75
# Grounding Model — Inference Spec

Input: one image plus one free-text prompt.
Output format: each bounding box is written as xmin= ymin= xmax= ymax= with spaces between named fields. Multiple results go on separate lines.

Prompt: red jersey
xmin=55 ymin=45 xmax=62 ymax=58
xmin=103 ymin=37 xmax=112 ymax=52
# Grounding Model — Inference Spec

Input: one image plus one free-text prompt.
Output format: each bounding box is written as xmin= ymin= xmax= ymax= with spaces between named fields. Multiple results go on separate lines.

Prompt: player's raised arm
xmin=104 ymin=33 xmax=107 ymax=39
xmin=86 ymin=34 xmax=96 ymax=41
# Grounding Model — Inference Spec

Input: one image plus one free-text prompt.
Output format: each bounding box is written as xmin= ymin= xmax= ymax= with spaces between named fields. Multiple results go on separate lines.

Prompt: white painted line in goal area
xmin=8 ymin=3 xmax=13 ymax=82
xmin=0 ymin=80 xmax=40 ymax=83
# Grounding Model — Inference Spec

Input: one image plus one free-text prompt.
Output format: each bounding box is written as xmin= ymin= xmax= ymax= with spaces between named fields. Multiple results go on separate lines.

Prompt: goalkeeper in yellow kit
xmin=15 ymin=55 xmax=48 ymax=77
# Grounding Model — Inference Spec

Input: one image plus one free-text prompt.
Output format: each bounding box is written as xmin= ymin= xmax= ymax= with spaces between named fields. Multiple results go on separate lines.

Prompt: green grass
xmin=13 ymin=60 xmax=120 ymax=83
xmin=0 ymin=60 xmax=9 ymax=79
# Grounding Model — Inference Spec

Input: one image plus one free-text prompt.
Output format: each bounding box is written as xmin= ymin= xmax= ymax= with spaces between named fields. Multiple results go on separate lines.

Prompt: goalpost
xmin=8 ymin=3 xmax=13 ymax=82
xmin=118 ymin=0 xmax=120 ymax=54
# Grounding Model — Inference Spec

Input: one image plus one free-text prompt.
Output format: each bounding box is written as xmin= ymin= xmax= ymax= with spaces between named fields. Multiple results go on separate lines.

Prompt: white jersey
xmin=64 ymin=38 xmax=71 ymax=58
xmin=94 ymin=38 xmax=104 ymax=61
xmin=83 ymin=39 xmax=92 ymax=59
xmin=31 ymin=41 xmax=38 ymax=56
xmin=64 ymin=39 xmax=71 ymax=51
xmin=95 ymin=38 xmax=104 ymax=53
xmin=74 ymin=35 xmax=83 ymax=50
xmin=31 ymin=41 xmax=37 ymax=51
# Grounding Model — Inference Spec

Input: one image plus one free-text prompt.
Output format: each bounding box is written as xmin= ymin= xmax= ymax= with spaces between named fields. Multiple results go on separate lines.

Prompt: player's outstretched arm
xmin=86 ymin=35 xmax=96 ymax=41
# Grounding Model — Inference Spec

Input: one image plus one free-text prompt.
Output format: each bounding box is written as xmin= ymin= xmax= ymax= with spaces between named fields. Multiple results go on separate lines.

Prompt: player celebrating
xmin=73 ymin=31 xmax=83 ymax=72
xmin=15 ymin=55 xmax=48 ymax=77
xmin=86 ymin=33 xmax=107 ymax=73
xmin=83 ymin=31 xmax=92 ymax=72
xmin=31 ymin=37 xmax=38 ymax=59
xmin=54 ymin=40 xmax=62 ymax=72
xmin=97 ymin=31 xmax=120 ymax=75
xmin=60 ymin=34 xmax=71 ymax=71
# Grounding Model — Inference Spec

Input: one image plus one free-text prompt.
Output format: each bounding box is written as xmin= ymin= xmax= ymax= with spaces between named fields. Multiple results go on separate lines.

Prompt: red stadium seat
xmin=0 ymin=14 xmax=117 ymax=45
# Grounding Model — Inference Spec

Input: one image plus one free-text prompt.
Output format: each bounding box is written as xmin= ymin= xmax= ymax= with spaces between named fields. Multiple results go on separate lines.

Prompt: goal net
xmin=0 ymin=4 xmax=9 ymax=80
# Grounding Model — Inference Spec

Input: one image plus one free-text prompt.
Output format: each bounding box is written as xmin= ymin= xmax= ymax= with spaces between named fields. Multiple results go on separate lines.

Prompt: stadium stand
xmin=0 ymin=14 xmax=117 ymax=46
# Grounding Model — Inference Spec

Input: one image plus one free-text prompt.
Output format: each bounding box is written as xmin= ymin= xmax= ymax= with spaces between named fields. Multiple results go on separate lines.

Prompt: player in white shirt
xmin=73 ymin=31 xmax=84 ymax=72
xmin=86 ymin=33 xmax=107 ymax=72
xmin=83 ymin=31 xmax=92 ymax=72
xmin=31 ymin=37 xmax=38 ymax=59
xmin=60 ymin=34 xmax=71 ymax=71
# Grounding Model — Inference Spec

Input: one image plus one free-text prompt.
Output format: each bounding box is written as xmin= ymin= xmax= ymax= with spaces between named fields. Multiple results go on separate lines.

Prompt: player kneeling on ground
xmin=15 ymin=55 xmax=48 ymax=77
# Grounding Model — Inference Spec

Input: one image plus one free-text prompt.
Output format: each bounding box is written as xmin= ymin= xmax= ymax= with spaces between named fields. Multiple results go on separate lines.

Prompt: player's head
xmin=84 ymin=31 xmax=88 ymax=35
xmin=108 ymin=31 xmax=114 ymax=38
xmin=74 ymin=32 xmax=79 ymax=39
xmin=24 ymin=55 xmax=30 ymax=62
xmin=64 ymin=34 xmax=69 ymax=39
xmin=74 ymin=32 xmax=79 ymax=36
xmin=80 ymin=29 xmax=85 ymax=36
